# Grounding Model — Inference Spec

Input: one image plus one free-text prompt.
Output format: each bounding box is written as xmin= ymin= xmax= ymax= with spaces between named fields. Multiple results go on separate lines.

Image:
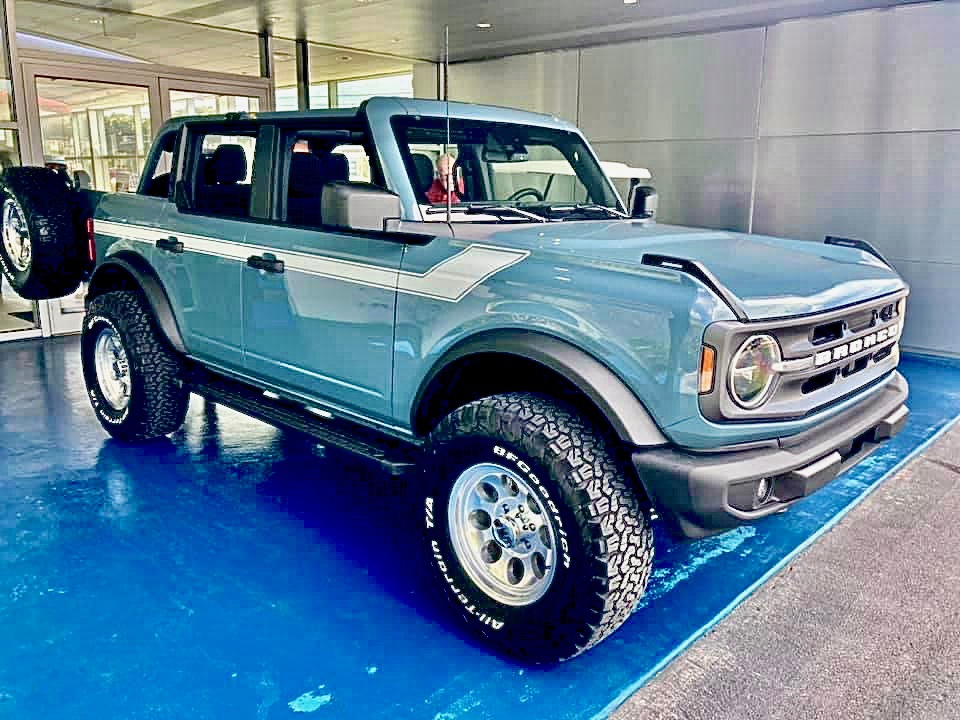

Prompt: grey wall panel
xmin=448 ymin=50 xmax=580 ymax=122
xmin=752 ymin=132 xmax=960 ymax=266
xmin=760 ymin=3 xmax=960 ymax=136
xmin=595 ymin=140 xmax=754 ymax=232
xmin=412 ymin=62 xmax=438 ymax=99
xmin=578 ymin=28 xmax=764 ymax=142
xmin=890 ymin=260 xmax=960 ymax=356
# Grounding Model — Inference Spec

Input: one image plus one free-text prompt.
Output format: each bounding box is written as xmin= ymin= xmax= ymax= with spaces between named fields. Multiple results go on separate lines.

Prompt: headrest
xmin=411 ymin=153 xmax=435 ymax=192
xmin=289 ymin=152 xmax=325 ymax=197
xmin=210 ymin=144 xmax=247 ymax=184
xmin=319 ymin=152 xmax=350 ymax=184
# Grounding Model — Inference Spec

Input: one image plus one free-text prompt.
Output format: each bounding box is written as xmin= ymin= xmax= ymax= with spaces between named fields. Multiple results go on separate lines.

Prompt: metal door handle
xmin=247 ymin=255 xmax=284 ymax=274
xmin=156 ymin=236 xmax=184 ymax=253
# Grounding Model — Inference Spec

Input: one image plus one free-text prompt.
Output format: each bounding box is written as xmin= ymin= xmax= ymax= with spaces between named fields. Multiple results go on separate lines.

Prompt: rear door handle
xmin=246 ymin=255 xmax=285 ymax=274
xmin=156 ymin=236 xmax=184 ymax=254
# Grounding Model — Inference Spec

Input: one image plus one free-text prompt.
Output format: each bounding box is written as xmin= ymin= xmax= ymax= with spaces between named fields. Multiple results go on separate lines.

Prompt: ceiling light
xmin=391 ymin=37 xmax=401 ymax=43
xmin=475 ymin=22 xmax=492 ymax=29
xmin=89 ymin=17 xmax=103 ymax=24
xmin=338 ymin=55 xmax=351 ymax=61
xmin=624 ymin=0 xmax=638 ymax=4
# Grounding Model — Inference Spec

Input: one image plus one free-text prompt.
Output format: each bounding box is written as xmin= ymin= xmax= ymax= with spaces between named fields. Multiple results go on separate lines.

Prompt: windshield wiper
xmin=424 ymin=204 xmax=548 ymax=223
xmin=524 ymin=203 xmax=629 ymax=220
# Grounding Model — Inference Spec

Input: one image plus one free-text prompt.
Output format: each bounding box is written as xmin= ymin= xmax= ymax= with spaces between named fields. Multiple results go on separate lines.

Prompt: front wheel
xmin=422 ymin=393 xmax=654 ymax=663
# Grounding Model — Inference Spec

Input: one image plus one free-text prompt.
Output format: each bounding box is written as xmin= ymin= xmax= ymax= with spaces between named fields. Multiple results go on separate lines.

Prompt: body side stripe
xmin=95 ymin=220 xmax=528 ymax=302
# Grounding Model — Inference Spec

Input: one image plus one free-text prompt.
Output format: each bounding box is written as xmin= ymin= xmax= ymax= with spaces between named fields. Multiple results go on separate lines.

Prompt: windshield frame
xmin=390 ymin=115 xmax=625 ymax=222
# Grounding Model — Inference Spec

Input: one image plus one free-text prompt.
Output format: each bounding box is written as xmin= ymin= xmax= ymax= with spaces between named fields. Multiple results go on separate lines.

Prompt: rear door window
xmin=189 ymin=131 xmax=257 ymax=218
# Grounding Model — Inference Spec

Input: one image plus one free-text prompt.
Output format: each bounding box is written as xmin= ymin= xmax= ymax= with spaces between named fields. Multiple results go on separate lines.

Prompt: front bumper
xmin=633 ymin=371 xmax=909 ymax=539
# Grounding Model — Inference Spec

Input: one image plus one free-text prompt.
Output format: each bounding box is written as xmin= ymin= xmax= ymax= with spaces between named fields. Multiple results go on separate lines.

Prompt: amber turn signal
xmin=699 ymin=345 xmax=716 ymax=394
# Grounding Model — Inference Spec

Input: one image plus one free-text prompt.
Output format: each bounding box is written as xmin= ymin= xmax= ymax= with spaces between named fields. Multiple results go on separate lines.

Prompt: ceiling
xmin=17 ymin=0 xmax=920 ymax=77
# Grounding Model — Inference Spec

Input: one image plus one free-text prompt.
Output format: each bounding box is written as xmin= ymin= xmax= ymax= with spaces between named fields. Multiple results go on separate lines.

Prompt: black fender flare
xmin=413 ymin=329 xmax=668 ymax=447
xmin=86 ymin=251 xmax=186 ymax=354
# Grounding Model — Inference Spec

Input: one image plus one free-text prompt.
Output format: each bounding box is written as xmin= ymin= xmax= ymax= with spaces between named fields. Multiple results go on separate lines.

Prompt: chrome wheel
xmin=94 ymin=326 xmax=131 ymax=411
xmin=2 ymin=198 xmax=31 ymax=272
xmin=447 ymin=462 xmax=558 ymax=606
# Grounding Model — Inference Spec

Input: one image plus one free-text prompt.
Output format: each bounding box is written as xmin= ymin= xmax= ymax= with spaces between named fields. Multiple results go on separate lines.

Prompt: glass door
xmin=24 ymin=73 xmax=158 ymax=335
xmin=160 ymin=78 xmax=269 ymax=119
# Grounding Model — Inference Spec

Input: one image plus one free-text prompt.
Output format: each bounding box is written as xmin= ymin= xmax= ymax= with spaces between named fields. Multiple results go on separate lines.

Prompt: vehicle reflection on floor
xmin=1 ymin=336 xmax=959 ymax=720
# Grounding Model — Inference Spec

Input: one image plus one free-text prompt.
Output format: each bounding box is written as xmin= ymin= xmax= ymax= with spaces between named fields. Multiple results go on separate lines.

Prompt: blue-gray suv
xmin=0 ymin=97 xmax=909 ymax=663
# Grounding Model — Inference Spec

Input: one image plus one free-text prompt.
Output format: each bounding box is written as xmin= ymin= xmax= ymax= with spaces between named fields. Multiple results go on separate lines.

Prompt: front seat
xmin=411 ymin=152 xmax=435 ymax=200
xmin=287 ymin=152 xmax=350 ymax=227
xmin=287 ymin=153 xmax=326 ymax=226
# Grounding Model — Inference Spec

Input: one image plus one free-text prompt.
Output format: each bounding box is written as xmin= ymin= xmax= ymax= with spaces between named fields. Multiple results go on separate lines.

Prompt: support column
xmin=295 ymin=39 xmax=310 ymax=111
xmin=258 ymin=30 xmax=274 ymax=80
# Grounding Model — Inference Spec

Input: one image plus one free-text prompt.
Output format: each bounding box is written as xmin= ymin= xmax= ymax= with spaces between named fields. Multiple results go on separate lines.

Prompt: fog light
xmin=755 ymin=477 xmax=774 ymax=505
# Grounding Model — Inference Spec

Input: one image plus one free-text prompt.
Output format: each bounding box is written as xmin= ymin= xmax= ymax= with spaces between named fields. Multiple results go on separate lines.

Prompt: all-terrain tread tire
xmin=0 ymin=167 xmax=85 ymax=299
xmin=81 ymin=290 xmax=188 ymax=441
xmin=424 ymin=392 xmax=654 ymax=663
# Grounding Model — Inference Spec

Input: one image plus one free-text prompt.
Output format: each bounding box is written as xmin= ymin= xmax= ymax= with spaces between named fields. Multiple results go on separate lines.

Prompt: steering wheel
xmin=506 ymin=187 xmax=544 ymax=203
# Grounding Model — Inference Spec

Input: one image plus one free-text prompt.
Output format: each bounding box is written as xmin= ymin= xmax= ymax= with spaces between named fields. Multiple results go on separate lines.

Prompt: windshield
xmin=392 ymin=116 xmax=622 ymax=221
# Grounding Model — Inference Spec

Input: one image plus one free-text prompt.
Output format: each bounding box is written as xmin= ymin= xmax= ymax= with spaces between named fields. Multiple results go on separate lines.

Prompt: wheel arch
xmin=85 ymin=251 xmax=186 ymax=354
xmin=411 ymin=329 xmax=668 ymax=447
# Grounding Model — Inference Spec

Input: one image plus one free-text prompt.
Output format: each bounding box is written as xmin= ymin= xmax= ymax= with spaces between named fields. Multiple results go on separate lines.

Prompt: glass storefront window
xmin=274 ymin=84 xmax=329 ymax=112
xmin=169 ymin=90 xmax=260 ymax=117
xmin=35 ymin=78 xmax=152 ymax=192
xmin=0 ymin=128 xmax=19 ymax=170
xmin=335 ymin=73 xmax=413 ymax=108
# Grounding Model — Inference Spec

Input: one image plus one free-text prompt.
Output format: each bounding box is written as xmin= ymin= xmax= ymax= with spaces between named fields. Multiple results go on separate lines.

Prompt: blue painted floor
xmin=1 ymin=338 xmax=959 ymax=720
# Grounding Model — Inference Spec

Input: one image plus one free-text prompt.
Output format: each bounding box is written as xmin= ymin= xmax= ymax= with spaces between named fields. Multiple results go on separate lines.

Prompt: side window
xmin=284 ymin=133 xmax=376 ymax=228
xmin=191 ymin=132 xmax=257 ymax=218
xmin=140 ymin=130 xmax=177 ymax=198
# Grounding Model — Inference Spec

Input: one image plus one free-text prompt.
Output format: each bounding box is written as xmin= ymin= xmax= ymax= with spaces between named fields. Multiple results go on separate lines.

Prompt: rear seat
xmin=197 ymin=144 xmax=251 ymax=217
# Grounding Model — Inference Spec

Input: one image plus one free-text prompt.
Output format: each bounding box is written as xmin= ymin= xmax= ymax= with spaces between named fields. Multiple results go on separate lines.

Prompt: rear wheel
xmin=422 ymin=393 xmax=654 ymax=663
xmin=0 ymin=167 xmax=86 ymax=299
xmin=81 ymin=290 xmax=188 ymax=441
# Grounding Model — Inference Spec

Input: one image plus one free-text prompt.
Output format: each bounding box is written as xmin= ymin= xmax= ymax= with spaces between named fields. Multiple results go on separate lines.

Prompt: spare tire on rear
xmin=0 ymin=166 xmax=87 ymax=300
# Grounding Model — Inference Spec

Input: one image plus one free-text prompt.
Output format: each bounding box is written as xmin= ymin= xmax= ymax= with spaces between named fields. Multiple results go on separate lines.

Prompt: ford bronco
xmin=0 ymin=98 xmax=909 ymax=663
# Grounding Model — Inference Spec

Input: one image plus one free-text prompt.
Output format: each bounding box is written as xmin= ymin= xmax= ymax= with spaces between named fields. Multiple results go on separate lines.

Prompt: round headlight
xmin=729 ymin=334 xmax=781 ymax=408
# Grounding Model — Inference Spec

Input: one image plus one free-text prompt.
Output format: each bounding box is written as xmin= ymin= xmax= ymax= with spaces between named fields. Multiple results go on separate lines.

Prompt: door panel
xmin=156 ymin=204 xmax=246 ymax=371
xmin=242 ymin=225 xmax=402 ymax=419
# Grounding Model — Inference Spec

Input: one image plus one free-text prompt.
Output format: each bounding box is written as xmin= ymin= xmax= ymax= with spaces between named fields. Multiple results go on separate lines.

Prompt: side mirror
xmin=322 ymin=182 xmax=401 ymax=233
xmin=629 ymin=184 xmax=658 ymax=219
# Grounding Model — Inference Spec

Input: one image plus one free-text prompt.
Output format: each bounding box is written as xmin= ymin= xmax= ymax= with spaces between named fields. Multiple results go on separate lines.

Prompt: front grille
xmin=701 ymin=291 xmax=907 ymax=422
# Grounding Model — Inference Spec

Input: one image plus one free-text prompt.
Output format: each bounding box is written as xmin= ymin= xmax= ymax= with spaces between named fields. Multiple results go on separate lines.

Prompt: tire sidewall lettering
xmin=423 ymin=435 xmax=582 ymax=639
xmin=83 ymin=313 xmax=131 ymax=426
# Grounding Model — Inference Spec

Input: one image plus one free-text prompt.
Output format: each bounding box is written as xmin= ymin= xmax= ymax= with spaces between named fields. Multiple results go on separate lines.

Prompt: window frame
xmin=172 ymin=119 xmax=267 ymax=220
xmin=271 ymin=119 xmax=385 ymax=227
xmin=137 ymin=128 xmax=179 ymax=198
xmin=390 ymin=115 xmax=622 ymax=212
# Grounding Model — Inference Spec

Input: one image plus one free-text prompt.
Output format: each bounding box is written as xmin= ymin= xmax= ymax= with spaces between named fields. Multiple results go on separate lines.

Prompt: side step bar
xmin=187 ymin=370 xmax=421 ymax=476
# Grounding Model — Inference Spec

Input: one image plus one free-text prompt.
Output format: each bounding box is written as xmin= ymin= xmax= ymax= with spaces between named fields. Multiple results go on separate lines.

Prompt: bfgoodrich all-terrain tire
xmin=81 ymin=290 xmax=189 ymax=441
xmin=0 ymin=167 xmax=86 ymax=299
xmin=422 ymin=393 xmax=654 ymax=663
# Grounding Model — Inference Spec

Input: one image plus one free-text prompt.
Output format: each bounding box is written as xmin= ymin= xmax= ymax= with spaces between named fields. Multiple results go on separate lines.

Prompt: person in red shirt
xmin=425 ymin=153 xmax=463 ymax=204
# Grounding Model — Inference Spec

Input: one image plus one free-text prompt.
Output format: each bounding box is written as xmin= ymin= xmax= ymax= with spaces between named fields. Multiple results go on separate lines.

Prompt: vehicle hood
xmin=452 ymin=220 xmax=907 ymax=320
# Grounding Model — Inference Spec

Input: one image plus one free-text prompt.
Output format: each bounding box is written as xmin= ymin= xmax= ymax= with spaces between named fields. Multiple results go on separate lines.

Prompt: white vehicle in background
xmin=490 ymin=159 xmax=656 ymax=217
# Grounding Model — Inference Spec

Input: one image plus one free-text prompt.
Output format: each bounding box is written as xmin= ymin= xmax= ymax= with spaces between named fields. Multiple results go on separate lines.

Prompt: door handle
xmin=247 ymin=255 xmax=285 ymax=274
xmin=156 ymin=236 xmax=184 ymax=254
